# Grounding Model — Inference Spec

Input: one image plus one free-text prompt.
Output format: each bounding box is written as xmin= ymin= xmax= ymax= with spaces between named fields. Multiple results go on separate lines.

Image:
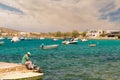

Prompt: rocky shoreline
xmin=0 ymin=62 xmax=43 ymax=80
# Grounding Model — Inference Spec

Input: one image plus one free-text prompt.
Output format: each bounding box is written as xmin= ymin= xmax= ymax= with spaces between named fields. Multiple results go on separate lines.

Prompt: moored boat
xmin=0 ymin=41 xmax=4 ymax=45
xmin=53 ymin=38 xmax=58 ymax=41
xmin=11 ymin=37 xmax=20 ymax=42
xmin=62 ymin=37 xmax=78 ymax=44
xmin=88 ymin=44 xmax=96 ymax=47
xmin=40 ymin=44 xmax=59 ymax=50
xmin=40 ymin=37 xmax=45 ymax=40
xmin=62 ymin=40 xmax=78 ymax=44
xmin=0 ymin=37 xmax=5 ymax=40
xmin=81 ymin=38 xmax=88 ymax=42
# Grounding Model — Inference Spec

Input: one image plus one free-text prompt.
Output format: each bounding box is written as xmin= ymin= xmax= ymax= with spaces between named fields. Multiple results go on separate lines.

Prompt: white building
xmin=86 ymin=29 xmax=104 ymax=38
xmin=106 ymin=30 xmax=120 ymax=34
xmin=106 ymin=30 xmax=120 ymax=38
xmin=19 ymin=32 xmax=30 ymax=36
xmin=1 ymin=33 xmax=8 ymax=36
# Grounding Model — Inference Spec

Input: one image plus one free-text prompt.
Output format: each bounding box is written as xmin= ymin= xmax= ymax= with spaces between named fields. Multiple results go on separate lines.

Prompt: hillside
xmin=0 ymin=27 xmax=20 ymax=33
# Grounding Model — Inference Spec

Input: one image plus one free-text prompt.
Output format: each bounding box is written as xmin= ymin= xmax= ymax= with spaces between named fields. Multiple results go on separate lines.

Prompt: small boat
xmin=62 ymin=39 xmax=78 ymax=44
xmin=11 ymin=37 xmax=20 ymax=42
xmin=0 ymin=37 xmax=5 ymax=40
xmin=81 ymin=39 xmax=88 ymax=42
xmin=40 ymin=37 xmax=45 ymax=40
xmin=20 ymin=37 xmax=25 ymax=41
xmin=88 ymin=44 xmax=96 ymax=47
xmin=0 ymin=41 xmax=4 ymax=45
xmin=40 ymin=44 xmax=59 ymax=50
xmin=62 ymin=40 xmax=67 ymax=44
xmin=53 ymin=38 xmax=58 ymax=41
xmin=65 ymin=41 xmax=78 ymax=44
xmin=63 ymin=37 xmax=78 ymax=44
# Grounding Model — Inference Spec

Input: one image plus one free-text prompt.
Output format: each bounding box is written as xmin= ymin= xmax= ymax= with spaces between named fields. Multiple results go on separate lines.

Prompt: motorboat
xmin=53 ymin=38 xmax=58 ymax=41
xmin=40 ymin=37 xmax=45 ymax=40
xmin=11 ymin=37 xmax=20 ymax=42
xmin=20 ymin=37 xmax=25 ymax=41
xmin=62 ymin=40 xmax=78 ymax=44
xmin=0 ymin=41 xmax=4 ymax=45
xmin=0 ymin=37 xmax=5 ymax=40
xmin=62 ymin=38 xmax=78 ymax=44
xmin=88 ymin=44 xmax=96 ymax=47
xmin=81 ymin=38 xmax=88 ymax=42
xmin=40 ymin=44 xmax=59 ymax=50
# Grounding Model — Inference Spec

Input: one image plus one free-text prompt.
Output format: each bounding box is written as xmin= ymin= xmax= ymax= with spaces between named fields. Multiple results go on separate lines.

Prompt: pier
xmin=0 ymin=62 xmax=43 ymax=80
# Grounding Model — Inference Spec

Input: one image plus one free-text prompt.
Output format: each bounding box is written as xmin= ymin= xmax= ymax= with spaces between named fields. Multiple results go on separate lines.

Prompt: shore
xmin=0 ymin=62 xmax=43 ymax=80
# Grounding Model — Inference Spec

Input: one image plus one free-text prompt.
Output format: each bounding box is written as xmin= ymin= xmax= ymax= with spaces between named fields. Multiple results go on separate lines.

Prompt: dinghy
xmin=62 ymin=40 xmax=78 ymax=44
xmin=62 ymin=37 xmax=78 ymax=44
xmin=40 ymin=44 xmax=59 ymax=50
xmin=81 ymin=39 xmax=88 ymax=42
xmin=0 ymin=41 xmax=4 ymax=45
xmin=88 ymin=44 xmax=96 ymax=47
xmin=11 ymin=37 xmax=20 ymax=42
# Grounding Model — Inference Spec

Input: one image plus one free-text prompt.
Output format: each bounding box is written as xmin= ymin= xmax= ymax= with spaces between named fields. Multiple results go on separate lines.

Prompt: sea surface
xmin=0 ymin=38 xmax=120 ymax=80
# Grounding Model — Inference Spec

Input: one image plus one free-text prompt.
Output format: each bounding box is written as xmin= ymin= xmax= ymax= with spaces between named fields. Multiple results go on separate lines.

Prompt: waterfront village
xmin=0 ymin=27 xmax=120 ymax=39
xmin=0 ymin=27 xmax=120 ymax=79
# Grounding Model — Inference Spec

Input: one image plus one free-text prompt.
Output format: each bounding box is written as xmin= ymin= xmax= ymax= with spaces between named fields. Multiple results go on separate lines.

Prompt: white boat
xmin=40 ymin=37 xmax=45 ymax=40
xmin=0 ymin=41 xmax=4 ymax=45
xmin=74 ymin=38 xmax=79 ymax=41
xmin=53 ymin=38 xmax=58 ymax=41
xmin=11 ymin=37 xmax=20 ymax=42
xmin=40 ymin=44 xmax=59 ymax=50
xmin=0 ymin=37 xmax=5 ymax=40
xmin=62 ymin=40 xmax=67 ymax=44
xmin=81 ymin=39 xmax=88 ymax=42
xmin=62 ymin=37 xmax=78 ymax=44
xmin=88 ymin=44 xmax=96 ymax=47
xmin=7 ymin=37 xmax=12 ymax=40
xmin=62 ymin=40 xmax=78 ymax=44
xmin=20 ymin=37 xmax=25 ymax=41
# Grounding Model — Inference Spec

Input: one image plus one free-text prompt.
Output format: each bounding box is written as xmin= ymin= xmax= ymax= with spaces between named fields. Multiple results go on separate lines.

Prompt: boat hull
xmin=40 ymin=45 xmax=59 ymax=50
xmin=62 ymin=41 xmax=78 ymax=44
xmin=0 ymin=41 xmax=4 ymax=45
xmin=88 ymin=44 xmax=96 ymax=47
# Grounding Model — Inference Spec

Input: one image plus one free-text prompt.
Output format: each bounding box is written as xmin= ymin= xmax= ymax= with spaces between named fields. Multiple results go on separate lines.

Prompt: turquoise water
xmin=0 ymin=39 xmax=120 ymax=80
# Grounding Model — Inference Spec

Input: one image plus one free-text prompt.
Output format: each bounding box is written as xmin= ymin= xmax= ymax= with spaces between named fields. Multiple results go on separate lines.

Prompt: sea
xmin=0 ymin=38 xmax=120 ymax=80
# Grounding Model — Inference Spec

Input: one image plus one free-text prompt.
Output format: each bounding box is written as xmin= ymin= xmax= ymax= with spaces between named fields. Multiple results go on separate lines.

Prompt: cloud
xmin=0 ymin=0 xmax=120 ymax=32
xmin=108 ymin=8 xmax=120 ymax=21
xmin=0 ymin=3 xmax=23 ymax=14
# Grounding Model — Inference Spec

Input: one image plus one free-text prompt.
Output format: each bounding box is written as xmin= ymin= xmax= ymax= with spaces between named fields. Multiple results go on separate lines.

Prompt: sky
xmin=0 ymin=0 xmax=120 ymax=32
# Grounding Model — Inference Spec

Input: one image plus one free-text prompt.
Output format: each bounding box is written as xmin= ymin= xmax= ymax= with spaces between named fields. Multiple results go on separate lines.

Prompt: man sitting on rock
xmin=21 ymin=52 xmax=41 ymax=72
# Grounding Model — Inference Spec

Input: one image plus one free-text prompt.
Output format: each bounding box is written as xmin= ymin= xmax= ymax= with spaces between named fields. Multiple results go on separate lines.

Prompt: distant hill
xmin=0 ymin=27 xmax=20 ymax=33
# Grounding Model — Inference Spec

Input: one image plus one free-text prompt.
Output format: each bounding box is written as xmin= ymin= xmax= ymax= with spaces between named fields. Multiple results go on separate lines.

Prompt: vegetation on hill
xmin=0 ymin=27 xmax=81 ymax=38
xmin=1 ymin=27 xmax=120 ymax=39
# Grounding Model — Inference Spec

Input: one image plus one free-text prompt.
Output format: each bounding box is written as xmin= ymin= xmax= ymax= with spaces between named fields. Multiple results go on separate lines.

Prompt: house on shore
xmin=86 ymin=29 xmax=104 ymax=38
xmin=106 ymin=30 xmax=120 ymax=39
